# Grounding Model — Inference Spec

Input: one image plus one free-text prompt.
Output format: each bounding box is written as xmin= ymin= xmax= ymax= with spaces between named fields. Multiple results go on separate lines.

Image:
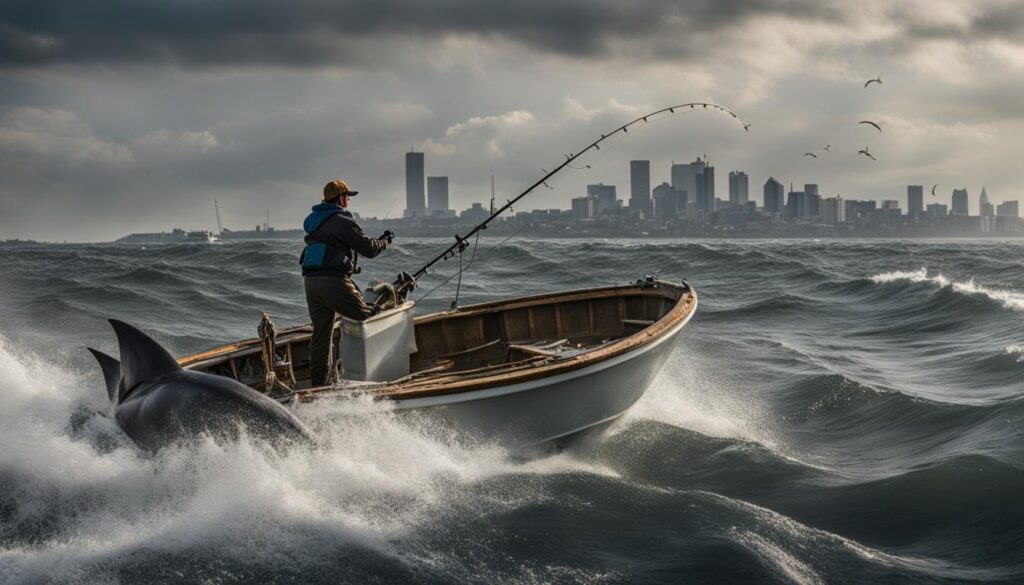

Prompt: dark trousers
xmin=304 ymin=275 xmax=372 ymax=387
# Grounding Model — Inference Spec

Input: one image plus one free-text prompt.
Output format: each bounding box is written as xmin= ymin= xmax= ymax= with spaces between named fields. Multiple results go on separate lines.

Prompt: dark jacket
xmin=301 ymin=203 xmax=388 ymax=277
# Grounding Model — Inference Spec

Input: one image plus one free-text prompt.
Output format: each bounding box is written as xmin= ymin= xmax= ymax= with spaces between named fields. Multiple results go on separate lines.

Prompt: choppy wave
xmin=2 ymin=238 xmax=1024 ymax=584
xmin=871 ymin=267 xmax=1024 ymax=311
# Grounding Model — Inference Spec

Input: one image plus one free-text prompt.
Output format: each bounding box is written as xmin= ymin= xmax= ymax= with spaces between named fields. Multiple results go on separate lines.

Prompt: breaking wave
xmin=871 ymin=267 xmax=1024 ymax=311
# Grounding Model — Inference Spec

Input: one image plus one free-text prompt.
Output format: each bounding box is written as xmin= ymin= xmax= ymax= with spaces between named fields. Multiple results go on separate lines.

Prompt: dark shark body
xmin=89 ymin=320 xmax=315 ymax=452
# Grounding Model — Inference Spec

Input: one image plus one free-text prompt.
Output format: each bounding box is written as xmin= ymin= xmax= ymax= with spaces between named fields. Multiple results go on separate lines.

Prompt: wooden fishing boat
xmin=179 ymin=277 xmax=697 ymax=447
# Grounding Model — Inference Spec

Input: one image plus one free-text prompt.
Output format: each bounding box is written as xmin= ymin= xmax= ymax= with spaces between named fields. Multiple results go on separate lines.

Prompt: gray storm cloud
xmin=0 ymin=0 xmax=847 ymax=67
xmin=0 ymin=0 xmax=1022 ymax=241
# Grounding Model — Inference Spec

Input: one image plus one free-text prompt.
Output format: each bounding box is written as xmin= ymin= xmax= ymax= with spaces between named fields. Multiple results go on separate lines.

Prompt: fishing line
xmin=388 ymin=102 xmax=745 ymax=304
xmin=417 ymin=223 xmax=532 ymax=303
xmin=451 ymin=243 xmax=465 ymax=309
xmin=450 ymin=229 xmax=483 ymax=308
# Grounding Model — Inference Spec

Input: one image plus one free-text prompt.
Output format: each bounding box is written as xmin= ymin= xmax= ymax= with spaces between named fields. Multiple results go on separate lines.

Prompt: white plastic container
xmin=340 ymin=301 xmax=417 ymax=382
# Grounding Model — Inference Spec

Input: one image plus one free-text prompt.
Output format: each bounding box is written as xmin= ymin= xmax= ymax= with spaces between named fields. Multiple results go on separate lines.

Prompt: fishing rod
xmin=384 ymin=102 xmax=745 ymax=305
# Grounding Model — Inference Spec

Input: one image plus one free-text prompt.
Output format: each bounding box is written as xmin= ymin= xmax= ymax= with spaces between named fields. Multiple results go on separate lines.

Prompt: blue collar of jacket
xmin=304 ymin=203 xmax=352 ymax=234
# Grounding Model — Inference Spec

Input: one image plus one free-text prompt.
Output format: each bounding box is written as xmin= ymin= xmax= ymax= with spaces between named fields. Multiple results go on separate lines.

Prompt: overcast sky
xmin=2 ymin=0 xmax=1023 ymax=241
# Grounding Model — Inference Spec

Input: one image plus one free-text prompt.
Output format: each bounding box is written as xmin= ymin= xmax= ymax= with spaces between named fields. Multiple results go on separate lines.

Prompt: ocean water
xmin=1 ymin=237 xmax=1023 ymax=584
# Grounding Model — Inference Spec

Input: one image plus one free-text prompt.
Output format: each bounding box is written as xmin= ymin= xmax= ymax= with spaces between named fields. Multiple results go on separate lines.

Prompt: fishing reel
xmin=367 ymin=271 xmax=417 ymax=314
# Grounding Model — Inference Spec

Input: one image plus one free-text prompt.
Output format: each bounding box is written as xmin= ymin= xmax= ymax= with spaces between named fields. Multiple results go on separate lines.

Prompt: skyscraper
xmin=980 ymin=186 xmax=994 ymax=217
xmin=804 ymin=185 xmax=820 ymax=218
xmin=671 ymin=158 xmax=705 ymax=210
xmin=907 ymin=185 xmax=924 ymax=217
xmin=629 ymin=161 xmax=651 ymax=217
xmin=952 ymin=188 xmax=969 ymax=216
xmin=652 ymin=182 xmax=681 ymax=219
xmin=697 ymin=166 xmax=715 ymax=212
xmin=571 ymin=196 xmax=596 ymax=219
xmin=763 ymin=177 xmax=784 ymax=213
xmin=822 ymin=196 xmax=844 ymax=225
xmin=404 ymin=151 xmax=425 ymax=218
xmin=728 ymin=171 xmax=749 ymax=206
xmin=785 ymin=190 xmax=806 ymax=219
xmin=427 ymin=176 xmax=449 ymax=215
xmin=587 ymin=183 xmax=617 ymax=214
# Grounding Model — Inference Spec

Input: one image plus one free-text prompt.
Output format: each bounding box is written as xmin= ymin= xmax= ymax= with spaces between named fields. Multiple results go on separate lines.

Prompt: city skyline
xmin=399 ymin=148 xmax=1010 ymax=224
xmin=3 ymin=2 xmax=1024 ymax=241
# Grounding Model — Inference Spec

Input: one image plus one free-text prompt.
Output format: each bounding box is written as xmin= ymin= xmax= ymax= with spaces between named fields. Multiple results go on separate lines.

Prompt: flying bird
xmin=743 ymin=123 xmax=752 ymax=132
xmin=824 ymin=144 xmax=831 ymax=151
xmin=931 ymin=184 xmax=938 ymax=196
xmin=865 ymin=75 xmax=883 ymax=87
xmin=859 ymin=120 xmax=882 ymax=132
xmin=858 ymin=147 xmax=876 ymax=161
xmin=803 ymin=152 xmax=818 ymax=158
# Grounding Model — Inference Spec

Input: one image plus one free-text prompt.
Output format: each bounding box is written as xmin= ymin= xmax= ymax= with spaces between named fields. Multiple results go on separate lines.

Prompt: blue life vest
xmin=300 ymin=204 xmax=354 ymax=274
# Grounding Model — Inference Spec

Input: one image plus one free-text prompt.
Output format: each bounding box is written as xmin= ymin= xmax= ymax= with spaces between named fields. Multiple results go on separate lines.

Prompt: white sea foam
xmin=0 ymin=334 xmax=615 ymax=583
xmin=870 ymin=267 xmax=1024 ymax=311
xmin=1004 ymin=345 xmax=1024 ymax=362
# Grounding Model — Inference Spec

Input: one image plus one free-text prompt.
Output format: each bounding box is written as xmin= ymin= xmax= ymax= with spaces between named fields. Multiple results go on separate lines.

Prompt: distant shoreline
xmin=7 ymin=233 xmax=1024 ymax=246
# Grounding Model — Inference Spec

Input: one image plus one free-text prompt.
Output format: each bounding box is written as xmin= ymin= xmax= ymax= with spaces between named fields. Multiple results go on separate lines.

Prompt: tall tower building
xmin=671 ymin=157 xmax=705 ymax=210
xmin=980 ymin=186 xmax=994 ymax=217
xmin=404 ymin=151 xmax=425 ymax=218
xmin=822 ymin=196 xmax=844 ymax=225
xmin=629 ymin=161 xmax=651 ymax=217
xmin=697 ymin=166 xmax=715 ymax=212
xmin=804 ymin=184 xmax=820 ymax=217
xmin=763 ymin=177 xmax=785 ymax=212
xmin=728 ymin=171 xmax=749 ymax=206
xmin=907 ymin=185 xmax=924 ymax=217
xmin=427 ymin=176 xmax=449 ymax=215
xmin=952 ymin=188 xmax=969 ymax=216
xmin=652 ymin=182 xmax=679 ymax=219
xmin=587 ymin=183 xmax=618 ymax=214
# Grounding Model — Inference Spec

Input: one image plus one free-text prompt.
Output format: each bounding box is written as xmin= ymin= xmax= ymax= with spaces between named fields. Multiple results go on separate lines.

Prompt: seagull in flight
xmin=858 ymin=147 xmax=876 ymax=161
xmin=859 ymin=120 xmax=883 ymax=132
xmin=931 ymin=184 xmax=938 ymax=197
xmin=743 ymin=123 xmax=752 ymax=132
xmin=824 ymin=144 xmax=831 ymax=151
xmin=803 ymin=152 xmax=818 ymax=158
xmin=865 ymin=75 xmax=883 ymax=87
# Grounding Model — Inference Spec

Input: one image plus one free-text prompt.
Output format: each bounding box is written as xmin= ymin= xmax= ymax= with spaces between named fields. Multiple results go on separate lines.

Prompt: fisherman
xmin=301 ymin=179 xmax=394 ymax=386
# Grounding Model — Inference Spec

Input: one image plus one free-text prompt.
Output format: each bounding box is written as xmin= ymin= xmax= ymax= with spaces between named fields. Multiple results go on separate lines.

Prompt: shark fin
xmin=109 ymin=319 xmax=181 ymax=403
xmin=87 ymin=347 xmax=122 ymax=403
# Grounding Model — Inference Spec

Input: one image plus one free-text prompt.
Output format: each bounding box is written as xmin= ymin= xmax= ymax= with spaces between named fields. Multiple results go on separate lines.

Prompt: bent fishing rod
xmin=386 ymin=102 xmax=746 ymax=303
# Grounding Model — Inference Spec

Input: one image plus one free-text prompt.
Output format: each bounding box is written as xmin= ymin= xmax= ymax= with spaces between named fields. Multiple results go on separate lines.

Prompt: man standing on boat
xmin=301 ymin=179 xmax=394 ymax=386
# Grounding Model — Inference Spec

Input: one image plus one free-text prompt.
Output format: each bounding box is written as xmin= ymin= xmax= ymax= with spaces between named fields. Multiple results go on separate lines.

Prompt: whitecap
xmin=870 ymin=267 xmax=1024 ymax=311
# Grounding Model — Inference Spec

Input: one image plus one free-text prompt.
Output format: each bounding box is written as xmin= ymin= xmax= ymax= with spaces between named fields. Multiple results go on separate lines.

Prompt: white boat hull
xmin=387 ymin=297 xmax=694 ymax=447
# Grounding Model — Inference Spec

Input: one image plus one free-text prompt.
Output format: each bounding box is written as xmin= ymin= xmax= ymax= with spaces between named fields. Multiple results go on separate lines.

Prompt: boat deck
xmin=179 ymin=279 xmax=695 ymax=401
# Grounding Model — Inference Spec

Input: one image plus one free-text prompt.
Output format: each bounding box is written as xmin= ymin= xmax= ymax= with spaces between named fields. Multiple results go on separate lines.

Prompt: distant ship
xmin=218 ymin=227 xmax=303 ymax=240
xmin=187 ymin=230 xmax=218 ymax=243
xmin=117 ymin=228 xmax=220 ymax=244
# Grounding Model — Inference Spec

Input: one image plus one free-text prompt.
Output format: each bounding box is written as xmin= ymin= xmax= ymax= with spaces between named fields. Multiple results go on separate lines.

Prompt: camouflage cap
xmin=323 ymin=179 xmax=359 ymax=201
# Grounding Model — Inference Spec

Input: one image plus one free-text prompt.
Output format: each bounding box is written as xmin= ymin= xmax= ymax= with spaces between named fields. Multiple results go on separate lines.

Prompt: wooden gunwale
xmin=177 ymin=280 xmax=696 ymax=402
xmin=299 ymin=280 xmax=695 ymax=401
